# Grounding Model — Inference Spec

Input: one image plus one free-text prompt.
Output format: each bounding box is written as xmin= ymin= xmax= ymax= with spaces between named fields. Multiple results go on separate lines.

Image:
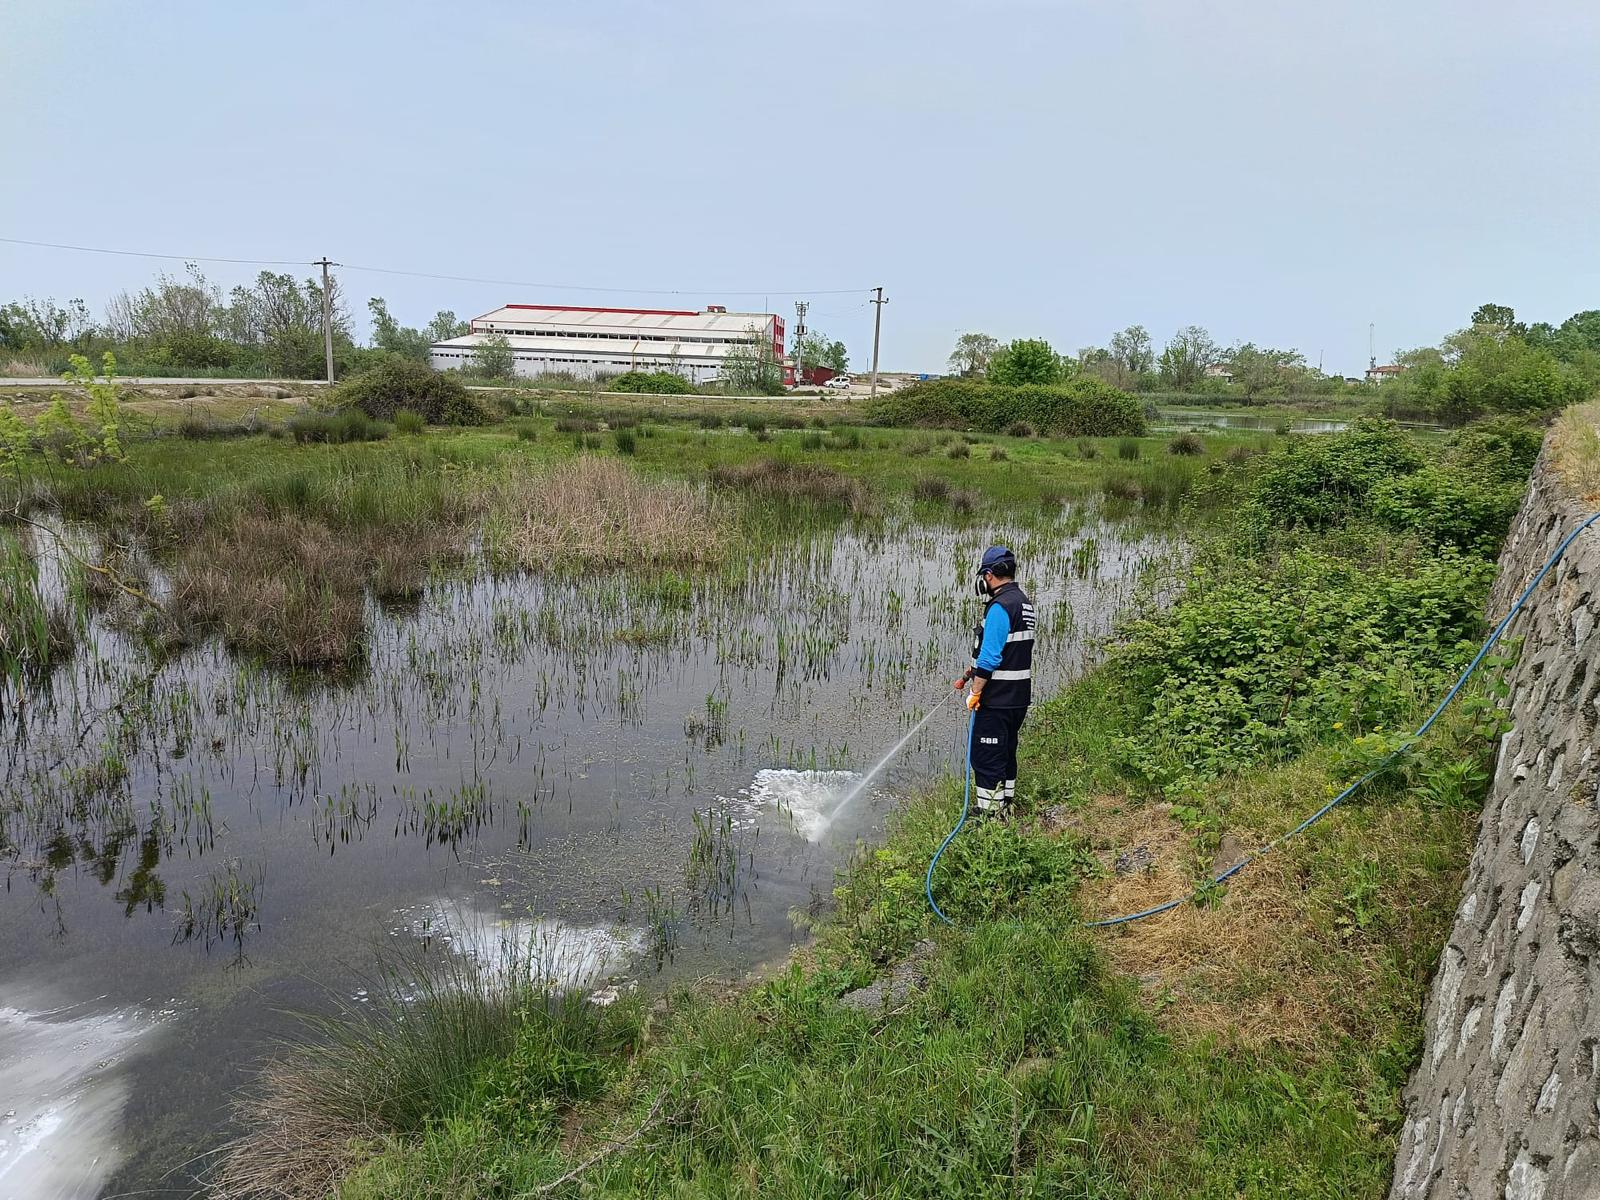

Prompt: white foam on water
xmin=744 ymin=768 xmax=862 ymax=841
xmin=0 ymin=1001 xmax=156 ymax=1200
xmin=408 ymin=899 xmax=646 ymax=991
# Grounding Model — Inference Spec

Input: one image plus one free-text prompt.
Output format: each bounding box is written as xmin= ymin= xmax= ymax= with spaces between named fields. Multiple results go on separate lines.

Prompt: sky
xmin=3 ymin=0 xmax=1598 ymax=377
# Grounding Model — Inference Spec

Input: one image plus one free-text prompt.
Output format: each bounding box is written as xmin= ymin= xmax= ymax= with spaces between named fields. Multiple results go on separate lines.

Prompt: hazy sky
xmin=3 ymin=0 xmax=1597 ymax=375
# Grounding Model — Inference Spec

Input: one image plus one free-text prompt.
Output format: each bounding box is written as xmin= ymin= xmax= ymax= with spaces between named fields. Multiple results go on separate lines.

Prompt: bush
xmin=554 ymin=416 xmax=599 ymax=433
xmin=393 ymin=409 xmax=425 ymax=435
xmin=1252 ymin=419 xmax=1425 ymax=530
xmin=912 ymin=477 xmax=951 ymax=502
xmin=867 ymin=377 xmax=1145 ymax=437
xmin=988 ymin=445 xmax=1008 ymax=462
xmin=331 ymin=355 xmax=489 ymax=425
xmin=1077 ymin=439 xmax=1098 ymax=460
xmin=610 ymin=371 xmax=695 ymax=395
xmin=1117 ymin=438 xmax=1140 ymax=460
xmin=1446 ymin=415 xmax=1543 ymax=485
xmin=708 ymin=458 xmax=872 ymax=513
xmin=613 ymin=428 xmax=638 ymax=455
xmin=1370 ymin=467 xmax=1524 ymax=555
xmin=1005 ymin=421 xmax=1037 ymax=438
xmin=947 ymin=441 xmax=970 ymax=459
xmin=1112 ymin=547 xmax=1495 ymax=786
xmin=287 ymin=409 xmax=391 ymax=444
xmin=1168 ymin=432 xmax=1205 ymax=456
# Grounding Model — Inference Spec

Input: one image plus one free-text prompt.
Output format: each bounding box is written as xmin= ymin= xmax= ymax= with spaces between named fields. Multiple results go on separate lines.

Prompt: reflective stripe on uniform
xmin=1005 ymin=630 xmax=1034 ymax=643
xmin=989 ymin=668 xmax=1031 ymax=680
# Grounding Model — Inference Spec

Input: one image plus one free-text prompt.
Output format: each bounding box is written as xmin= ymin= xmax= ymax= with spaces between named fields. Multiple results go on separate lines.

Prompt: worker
xmin=953 ymin=545 xmax=1035 ymax=817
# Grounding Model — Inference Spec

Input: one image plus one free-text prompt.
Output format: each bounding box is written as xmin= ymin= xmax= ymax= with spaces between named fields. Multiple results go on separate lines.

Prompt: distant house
xmin=1203 ymin=363 xmax=1233 ymax=382
xmin=1366 ymin=364 xmax=1404 ymax=384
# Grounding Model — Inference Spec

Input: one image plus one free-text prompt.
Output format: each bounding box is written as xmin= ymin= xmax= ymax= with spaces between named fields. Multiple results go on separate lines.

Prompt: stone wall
xmin=1391 ymin=451 xmax=1600 ymax=1200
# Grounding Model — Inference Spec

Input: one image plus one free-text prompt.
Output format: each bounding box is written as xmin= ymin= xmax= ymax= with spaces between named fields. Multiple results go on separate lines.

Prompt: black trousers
xmin=970 ymin=705 xmax=1027 ymax=813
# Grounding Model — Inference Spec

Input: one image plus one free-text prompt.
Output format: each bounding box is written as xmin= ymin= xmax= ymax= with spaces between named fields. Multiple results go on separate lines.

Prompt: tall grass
xmin=480 ymin=457 xmax=729 ymax=570
xmin=214 ymin=943 xmax=642 ymax=1200
xmin=0 ymin=528 xmax=80 ymax=685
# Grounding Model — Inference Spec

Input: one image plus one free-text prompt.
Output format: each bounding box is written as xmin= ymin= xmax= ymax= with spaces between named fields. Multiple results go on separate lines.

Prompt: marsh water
xmin=0 ymin=508 xmax=1170 ymax=1198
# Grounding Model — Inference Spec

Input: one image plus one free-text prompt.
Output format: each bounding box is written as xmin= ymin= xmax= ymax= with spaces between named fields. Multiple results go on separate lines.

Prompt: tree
xmin=720 ymin=324 xmax=784 ymax=394
xmin=0 ymin=296 xmax=94 ymax=353
xmin=1108 ymin=325 xmax=1154 ymax=382
xmin=988 ymin=338 xmax=1063 ymax=386
xmin=367 ymin=298 xmax=434 ymax=361
xmin=471 ymin=332 xmax=516 ymax=381
xmin=797 ymin=330 xmax=849 ymax=375
xmin=426 ymin=311 xmax=469 ymax=342
xmin=947 ymin=332 xmax=999 ymax=377
xmin=1439 ymin=330 xmax=1585 ymax=422
xmin=1157 ymin=325 xmax=1218 ymax=392
xmin=1470 ymin=303 xmax=1525 ymax=338
xmin=1226 ymin=343 xmax=1307 ymax=403
xmin=224 ymin=271 xmax=352 ymax=378
xmin=105 ymin=265 xmax=238 ymax=370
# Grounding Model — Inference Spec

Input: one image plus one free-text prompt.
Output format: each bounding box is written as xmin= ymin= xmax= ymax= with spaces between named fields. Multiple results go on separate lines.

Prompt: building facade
xmin=429 ymin=304 xmax=784 ymax=384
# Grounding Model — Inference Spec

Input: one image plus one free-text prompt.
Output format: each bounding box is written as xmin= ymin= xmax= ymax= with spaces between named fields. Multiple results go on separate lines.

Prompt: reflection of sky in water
xmin=0 ymin=512 xmax=1174 ymax=1196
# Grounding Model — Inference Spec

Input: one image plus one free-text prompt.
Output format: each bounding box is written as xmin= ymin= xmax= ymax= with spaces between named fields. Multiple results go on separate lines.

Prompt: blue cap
xmin=979 ymin=545 xmax=1015 ymax=573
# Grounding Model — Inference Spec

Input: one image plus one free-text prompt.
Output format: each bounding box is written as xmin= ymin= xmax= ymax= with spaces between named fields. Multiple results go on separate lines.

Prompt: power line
xmin=0 ymin=235 xmax=306 ymax=268
xmin=335 ymin=261 xmax=868 ymax=297
xmin=1 ymin=235 xmax=871 ymax=297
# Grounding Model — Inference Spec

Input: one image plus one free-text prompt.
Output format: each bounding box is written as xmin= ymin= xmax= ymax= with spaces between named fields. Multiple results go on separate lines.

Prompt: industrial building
xmin=429 ymin=304 xmax=785 ymax=384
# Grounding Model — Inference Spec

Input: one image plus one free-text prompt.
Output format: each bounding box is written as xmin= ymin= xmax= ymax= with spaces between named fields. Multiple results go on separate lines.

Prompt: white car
xmin=824 ymin=376 xmax=853 ymax=391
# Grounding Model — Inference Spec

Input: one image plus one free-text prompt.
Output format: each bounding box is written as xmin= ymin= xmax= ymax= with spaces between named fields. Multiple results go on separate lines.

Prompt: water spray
xmin=812 ymin=689 xmax=959 ymax=837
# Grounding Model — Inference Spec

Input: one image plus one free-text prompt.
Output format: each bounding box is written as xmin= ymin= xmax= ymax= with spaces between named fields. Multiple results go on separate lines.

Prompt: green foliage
xmin=719 ymin=325 xmax=785 ymax=395
xmin=331 ymin=355 xmax=489 ymax=425
xmin=0 ymin=402 xmax=29 ymax=473
xmin=1226 ymin=343 xmax=1311 ymax=402
xmin=367 ymin=297 xmax=435 ymax=362
xmin=1158 ymin=325 xmax=1219 ymax=391
xmin=1440 ymin=331 xmax=1587 ymax=420
xmin=947 ymin=331 xmax=999 ymax=376
xmin=1369 ymin=467 xmax=1524 ymax=555
xmin=610 ymin=370 xmax=695 ymax=395
xmin=1111 ymin=545 xmax=1494 ymax=789
xmin=988 ymin=337 xmax=1065 ymax=386
xmin=393 ymin=409 xmax=426 ymax=435
xmin=1252 ymin=418 xmax=1424 ymax=529
xmin=613 ymin=427 xmax=638 ymax=455
xmin=287 ymin=409 xmax=392 ymax=444
xmin=469 ymin=333 xmax=516 ymax=381
xmin=870 ymin=377 xmax=1146 ymax=437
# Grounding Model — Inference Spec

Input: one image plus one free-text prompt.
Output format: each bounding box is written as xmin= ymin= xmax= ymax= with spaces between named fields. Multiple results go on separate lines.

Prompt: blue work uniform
xmin=968 ymin=580 xmax=1035 ymax=814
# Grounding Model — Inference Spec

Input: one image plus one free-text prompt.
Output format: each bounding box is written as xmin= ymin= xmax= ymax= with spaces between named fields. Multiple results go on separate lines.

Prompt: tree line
xmin=949 ymin=303 xmax=1600 ymax=420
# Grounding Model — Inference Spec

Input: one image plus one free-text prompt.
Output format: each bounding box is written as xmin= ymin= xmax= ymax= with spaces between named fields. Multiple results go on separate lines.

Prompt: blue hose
xmin=926 ymin=512 xmax=1600 ymax=930
xmin=925 ymin=708 xmax=975 ymax=925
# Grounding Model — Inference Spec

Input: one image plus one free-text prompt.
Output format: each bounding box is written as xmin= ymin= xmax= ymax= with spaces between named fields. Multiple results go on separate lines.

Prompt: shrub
xmin=867 ymin=377 xmax=1145 ymax=437
xmin=554 ymin=416 xmax=599 ymax=433
xmin=1111 ymin=547 xmax=1495 ymax=786
xmin=287 ymin=409 xmax=391 ymax=444
xmin=1077 ymin=440 xmax=1098 ymax=460
xmin=708 ymin=458 xmax=872 ymax=513
xmin=1168 ymin=432 xmax=1205 ymax=456
xmin=947 ymin=442 xmax=970 ymax=459
xmin=1102 ymin=474 xmax=1143 ymax=502
xmin=1370 ymin=467 xmax=1524 ymax=555
xmin=1252 ymin=418 xmax=1425 ymax=530
xmin=1117 ymin=438 xmax=1141 ymax=460
xmin=1446 ymin=415 xmax=1543 ymax=485
xmin=613 ymin=428 xmax=638 ymax=455
xmin=989 ymin=445 xmax=1008 ymax=462
xmin=1005 ymin=421 xmax=1037 ymax=438
xmin=912 ymin=477 xmax=952 ymax=502
xmin=393 ymin=409 xmax=425 ymax=435
xmin=611 ymin=371 xmax=695 ymax=395
xmin=331 ymin=355 xmax=488 ymax=425
xmin=800 ymin=431 xmax=824 ymax=451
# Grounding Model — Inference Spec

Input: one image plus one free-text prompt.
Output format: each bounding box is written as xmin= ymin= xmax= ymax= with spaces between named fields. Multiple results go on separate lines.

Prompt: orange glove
xmin=966 ymin=691 xmax=981 ymax=711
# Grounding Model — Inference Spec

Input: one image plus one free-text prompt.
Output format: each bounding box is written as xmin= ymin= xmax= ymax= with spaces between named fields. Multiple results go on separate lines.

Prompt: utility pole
xmin=315 ymin=257 xmax=337 ymax=384
xmin=868 ymin=286 xmax=887 ymax=399
xmin=793 ymin=300 xmax=808 ymax=386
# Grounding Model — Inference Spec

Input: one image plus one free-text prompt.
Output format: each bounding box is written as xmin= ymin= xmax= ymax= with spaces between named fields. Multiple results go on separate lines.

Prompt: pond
xmin=1153 ymin=408 xmax=1448 ymax=436
xmin=0 ymin=507 xmax=1171 ymax=1198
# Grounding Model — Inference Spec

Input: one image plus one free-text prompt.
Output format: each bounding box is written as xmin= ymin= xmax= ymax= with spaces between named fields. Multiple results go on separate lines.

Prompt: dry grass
xmin=1067 ymin=754 xmax=1472 ymax=1061
xmin=2 ymin=357 xmax=51 ymax=377
xmin=1549 ymin=399 xmax=1600 ymax=502
xmin=209 ymin=1059 xmax=377 ymax=1200
xmin=481 ymin=457 xmax=728 ymax=570
xmin=171 ymin=510 xmax=458 ymax=666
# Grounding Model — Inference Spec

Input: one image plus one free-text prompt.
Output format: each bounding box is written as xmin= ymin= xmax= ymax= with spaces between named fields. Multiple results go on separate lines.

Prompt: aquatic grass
xmin=707 ymin=457 xmax=874 ymax=515
xmin=214 ymin=942 xmax=643 ymax=1200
